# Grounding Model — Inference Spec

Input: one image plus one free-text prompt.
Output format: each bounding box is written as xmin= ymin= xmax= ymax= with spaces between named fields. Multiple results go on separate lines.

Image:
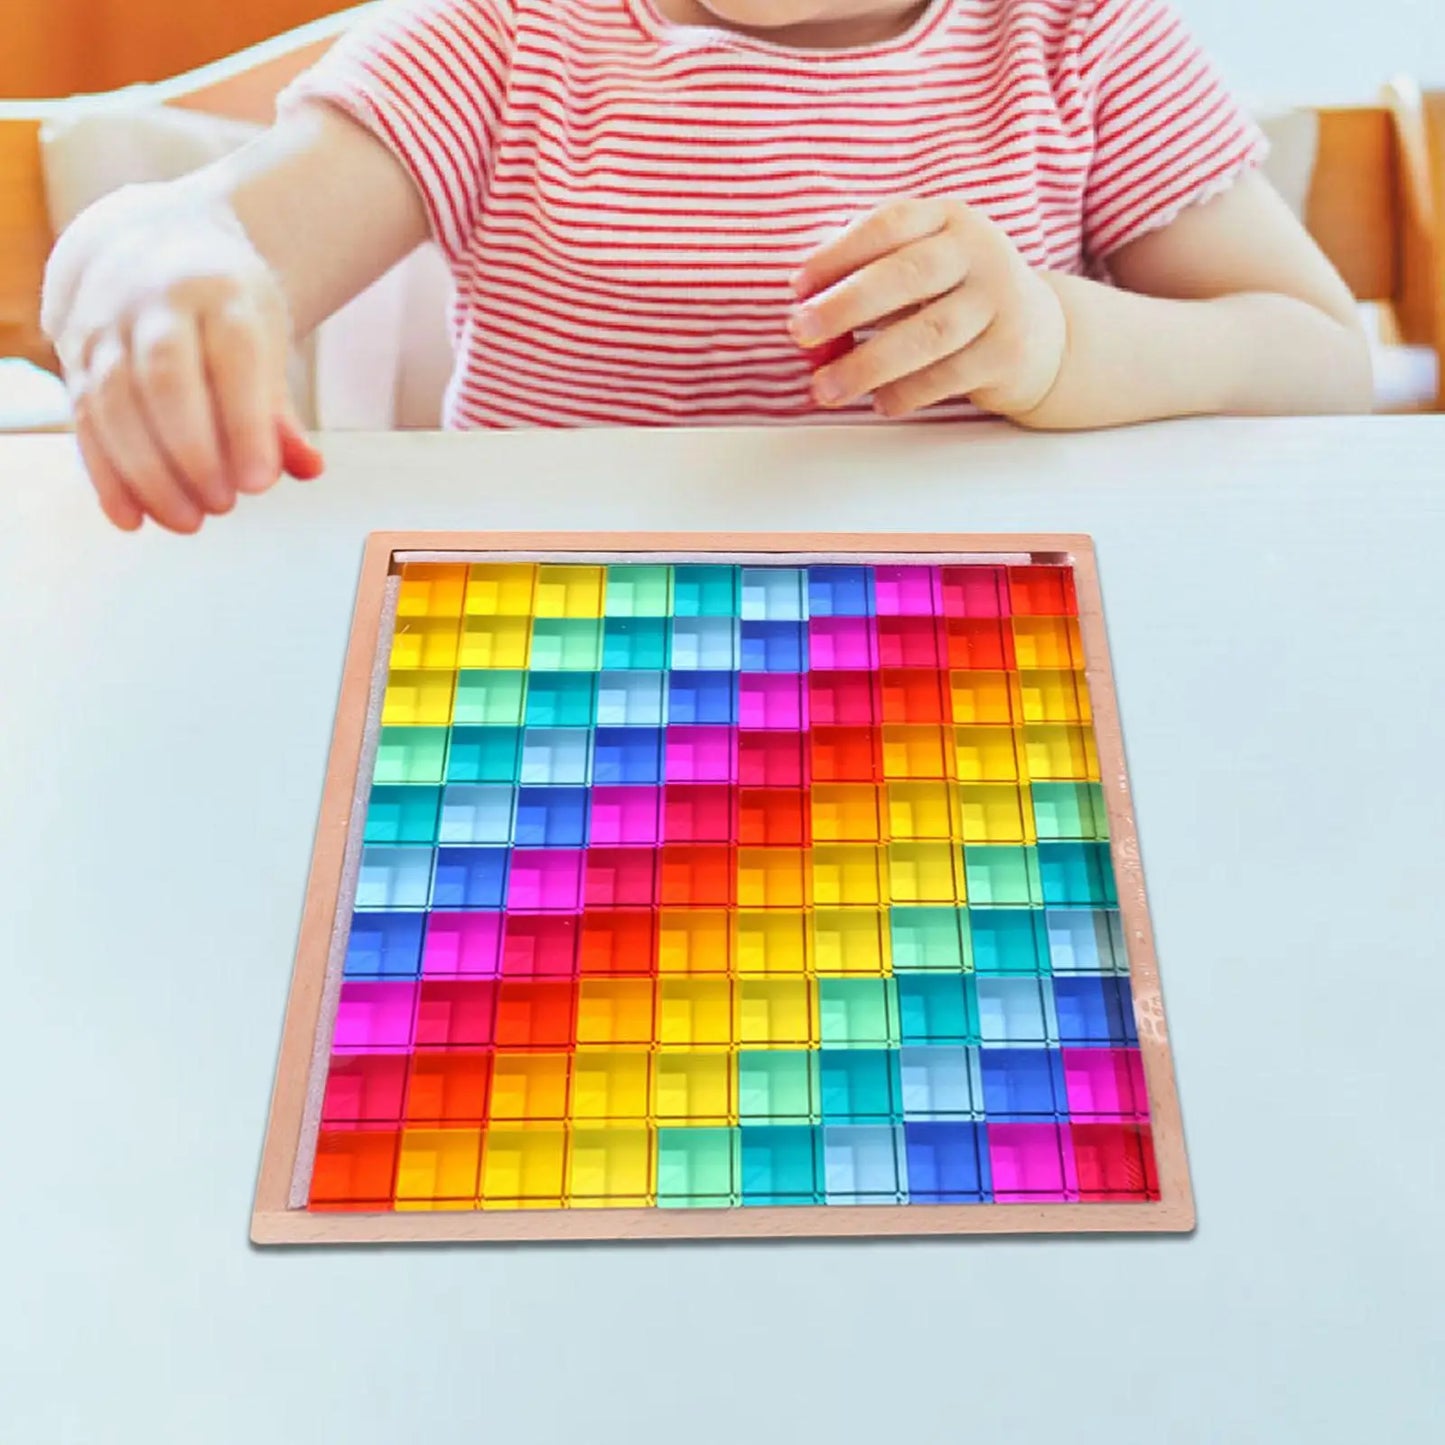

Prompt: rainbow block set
xmin=303 ymin=553 xmax=1163 ymax=1219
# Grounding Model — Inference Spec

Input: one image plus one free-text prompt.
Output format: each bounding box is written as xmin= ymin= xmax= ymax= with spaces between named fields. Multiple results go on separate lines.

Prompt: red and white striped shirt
xmin=282 ymin=0 xmax=1265 ymax=428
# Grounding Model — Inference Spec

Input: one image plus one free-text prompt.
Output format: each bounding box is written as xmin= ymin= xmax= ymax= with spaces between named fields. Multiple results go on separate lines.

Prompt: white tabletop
xmin=2 ymin=419 xmax=1443 ymax=1444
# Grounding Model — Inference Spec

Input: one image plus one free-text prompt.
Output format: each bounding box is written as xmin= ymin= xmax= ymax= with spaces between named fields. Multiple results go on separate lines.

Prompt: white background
xmin=1174 ymin=0 xmax=1442 ymax=105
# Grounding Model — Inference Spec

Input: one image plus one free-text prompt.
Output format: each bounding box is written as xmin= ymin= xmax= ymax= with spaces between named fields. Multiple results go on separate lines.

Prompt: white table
xmin=2 ymin=420 xmax=1443 ymax=1444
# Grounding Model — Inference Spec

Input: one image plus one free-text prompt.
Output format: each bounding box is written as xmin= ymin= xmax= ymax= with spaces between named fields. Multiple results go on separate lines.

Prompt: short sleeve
xmin=1079 ymin=0 xmax=1266 ymax=262
xmin=278 ymin=0 xmax=515 ymax=266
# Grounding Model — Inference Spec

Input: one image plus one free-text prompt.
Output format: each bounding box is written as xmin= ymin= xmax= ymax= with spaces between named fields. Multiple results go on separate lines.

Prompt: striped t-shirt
xmin=281 ymin=0 xmax=1266 ymax=428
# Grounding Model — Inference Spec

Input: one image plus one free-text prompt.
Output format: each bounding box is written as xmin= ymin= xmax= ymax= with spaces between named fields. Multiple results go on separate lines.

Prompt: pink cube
xmin=506 ymin=849 xmax=585 ymax=910
xmin=588 ymin=786 xmax=662 ymax=845
xmin=873 ymin=565 xmax=940 ymax=616
xmin=738 ymin=673 xmax=807 ymax=730
xmin=1063 ymin=1049 xmax=1149 ymax=1121
xmin=666 ymin=725 xmax=736 ymax=783
xmin=421 ymin=913 xmax=502 ymax=978
xmin=332 ymin=982 xmax=417 ymax=1051
xmin=987 ymin=1123 xmax=1077 ymax=1202
xmin=808 ymin=617 xmax=877 ymax=671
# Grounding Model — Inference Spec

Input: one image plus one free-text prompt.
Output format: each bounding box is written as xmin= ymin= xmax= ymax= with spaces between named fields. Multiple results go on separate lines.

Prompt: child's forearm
xmin=1018 ymin=272 xmax=1375 ymax=430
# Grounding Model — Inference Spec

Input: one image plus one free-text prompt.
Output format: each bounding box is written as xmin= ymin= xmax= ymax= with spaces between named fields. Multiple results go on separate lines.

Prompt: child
xmin=43 ymin=0 xmax=1372 ymax=534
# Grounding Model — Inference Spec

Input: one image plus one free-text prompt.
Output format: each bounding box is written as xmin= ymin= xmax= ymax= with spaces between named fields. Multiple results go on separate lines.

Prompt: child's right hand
xmin=49 ymin=194 xmax=323 ymax=534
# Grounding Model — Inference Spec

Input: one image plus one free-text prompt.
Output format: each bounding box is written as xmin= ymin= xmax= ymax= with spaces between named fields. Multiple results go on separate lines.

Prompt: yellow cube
xmin=535 ymin=565 xmax=606 ymax=618
xmin=464 ymin=563 xmax=537 ymax=616
xmin=811 ymin=909 xmax=891 ymax=976
xmin=567 ymin=1127 xmax=653 ymax=1207
xmin=394 ymin=1128 xmax=483 ymax=1210
xmin=733 ymin=910 xmax=809 ymax=974
xmin=657 ymin=978 xmax=733 ymax=1046
xmin=479 ymin=1127 xmax=567 ymax=1208
xmin=735 ymin=978 xmax=816 ymax=1048
xmin=888 ymin=842 xmax=963 ymax=904
xmin=653 ymin=1051 xmax=734 ymax=1125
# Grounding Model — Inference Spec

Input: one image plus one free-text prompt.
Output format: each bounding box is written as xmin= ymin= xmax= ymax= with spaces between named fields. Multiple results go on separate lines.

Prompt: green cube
xmin=818 ymin=977 xmax=899 ymax=1048
xmin=604 ymin=565 xmax=672 ymax=618
xmin=373 ymin=726 xmax=449 ymax=785
xmin=453 ymin=671 xmax=526 ymax=726
xmin=963 ymin=845 xmax=1042 ymax=906
xmin=737 ymin=1052 xmax=817 ymax=1123
xmin=656 ymin=1128 xmax=738 ymax=1207
xmin=1031 ymin=782 xmax=1109 ymax=841
xmin=529 ymin=619 xmax=602 ymax=671
xmin=889 ymin=907 xmax=969 ymax=971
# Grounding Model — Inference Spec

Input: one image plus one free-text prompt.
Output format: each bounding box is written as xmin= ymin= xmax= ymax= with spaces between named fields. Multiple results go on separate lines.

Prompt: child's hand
xmin=789 ymin=198 xmax=1067 ymax=420
xmin=50 ymin=198 xmax=323 ymax=534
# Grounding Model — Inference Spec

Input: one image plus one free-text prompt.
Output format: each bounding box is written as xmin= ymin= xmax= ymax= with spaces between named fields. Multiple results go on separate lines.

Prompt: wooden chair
xmin=0 ymin=5 xmax=369 ymax=371
xmin=2 ymin=6 xmax=1442 ymax=409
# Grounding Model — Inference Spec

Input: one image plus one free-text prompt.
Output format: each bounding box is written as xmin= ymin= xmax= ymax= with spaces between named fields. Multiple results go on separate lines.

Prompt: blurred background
xmin=1 ymin=0 xmax=1435 ymax=102
xmin=1 ymin=1 xmax=1441 ymax=432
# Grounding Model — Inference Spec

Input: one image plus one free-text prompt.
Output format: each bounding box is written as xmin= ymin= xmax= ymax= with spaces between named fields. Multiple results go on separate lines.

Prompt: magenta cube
xmin=507 ymin=849 xmax=585 ymax=910
xmin=666 ymin=725 xmax=737 ymax=783
xmin=941 ymin=566 xmax=1008 ymax=618
xmin=739 ymin=673 xmax=807 ymax=730
xmin=421 ymin=912 xmax=503 ymax=978
xmin=588 ymin=786 xmax=661 ymax=845
xmin=987 ymin=1123 xmax=1077 ymax=1202
xmin=332 ymin=981 xmax=417 ymax=1051
xmin=1063 ymin=1048 xmax=1149 ymax=1121
xmin=808 ymin=617 xmax=877 ymax=671
xmin=874 ymin=565 xmax=940 ymax=616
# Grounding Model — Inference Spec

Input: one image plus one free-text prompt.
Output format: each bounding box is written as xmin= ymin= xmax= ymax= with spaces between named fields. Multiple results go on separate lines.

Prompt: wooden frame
xmin=252 ymin=531 xmax=1193 ymax=1245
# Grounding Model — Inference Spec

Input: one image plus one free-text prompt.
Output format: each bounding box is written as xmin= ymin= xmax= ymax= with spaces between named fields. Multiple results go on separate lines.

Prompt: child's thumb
xmin=277 ymin=407 xmax=325 ymax=481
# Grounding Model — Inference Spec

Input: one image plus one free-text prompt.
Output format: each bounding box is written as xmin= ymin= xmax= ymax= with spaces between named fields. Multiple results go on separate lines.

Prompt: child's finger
xmin=791 ymin=197 xmax=955 ymax=300
xmin=129 ymin=308 xmax=234 ymax=516
xmin=812 ymin=286 xmax=994 ymax=409
xmin=792 ymin=230 xmax=969 ymax=350
xmin=201 ymin=300 xmax=280 ymax=496
xmin=278 ymin=415 xmax=325 ymax=480
xmin=75 ymin=418 xmax=145 ymax=532
xmin=80 ymin=336 xmax=205 ymax=534
xmin=872 ymin=331 xmax=1010 ymax=418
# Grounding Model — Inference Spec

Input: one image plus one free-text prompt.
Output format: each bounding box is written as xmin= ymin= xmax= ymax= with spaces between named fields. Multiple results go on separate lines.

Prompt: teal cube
xmin=602 ymin=617 xmax=670 ymax=671
xmin=818 ymin=1050 xmax=902 ymax=1124
xmin=897 ymin=974 xmax=978 ymax=1046
xmin=363 ymin=785 xmax=441 ymax=844
xmin=446 ymin=727 xmax=522 ymax=783
xmin=740 ymin=1125 xmax=823 ymax=1204
xmin=970 ymin=909 xmax=1049 ymax=974
xmin=673 ymin=565 xmax=740 ymax=618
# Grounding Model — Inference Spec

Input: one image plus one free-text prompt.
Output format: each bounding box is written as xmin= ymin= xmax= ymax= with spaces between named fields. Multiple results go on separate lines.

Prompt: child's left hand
xmin=789 ymin=198 xmax=1068 ymax=420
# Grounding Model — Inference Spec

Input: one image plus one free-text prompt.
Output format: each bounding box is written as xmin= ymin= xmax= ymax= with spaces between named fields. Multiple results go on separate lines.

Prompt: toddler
xmin=43 ymin=0 xmax=1372 ymax=533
